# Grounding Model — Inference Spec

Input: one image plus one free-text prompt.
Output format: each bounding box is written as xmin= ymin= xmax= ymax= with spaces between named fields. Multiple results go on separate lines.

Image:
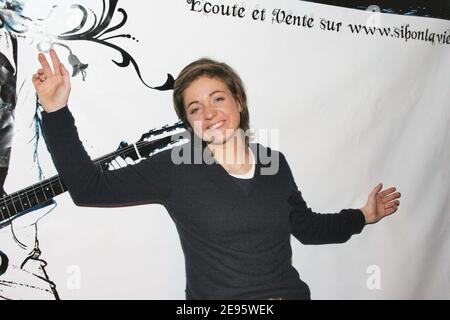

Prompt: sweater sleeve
xmin=280 ymin=152 xmax=366 ymax=245
xmin=41 ymin=106 xmax=172 ymax=207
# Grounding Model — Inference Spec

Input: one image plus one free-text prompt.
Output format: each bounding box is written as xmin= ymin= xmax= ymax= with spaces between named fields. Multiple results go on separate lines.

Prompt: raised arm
xmin=34 ymin=49 xmax=172 ymax=207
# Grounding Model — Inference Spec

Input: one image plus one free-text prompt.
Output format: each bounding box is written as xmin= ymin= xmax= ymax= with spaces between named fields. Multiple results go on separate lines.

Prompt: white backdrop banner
xmin=0 ymin=0 xmax=449 ymax=299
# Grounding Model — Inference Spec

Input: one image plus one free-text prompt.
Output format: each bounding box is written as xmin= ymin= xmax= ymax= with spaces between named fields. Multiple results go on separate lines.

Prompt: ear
xmin=236 ymin=95 xmax=243 ymax=112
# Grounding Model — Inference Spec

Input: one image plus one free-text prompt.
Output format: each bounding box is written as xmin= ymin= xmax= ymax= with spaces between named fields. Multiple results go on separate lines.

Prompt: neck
xmin=207 ymin=133 xmax=251 ymax=172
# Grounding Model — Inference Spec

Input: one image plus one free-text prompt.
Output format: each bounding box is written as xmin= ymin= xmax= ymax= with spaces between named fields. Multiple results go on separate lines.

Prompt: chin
xmin=203 ymin=135 xmax=225 ymax=145
xmin=206 ymin=132 xmax=237 ymax=145
xmin=207 ymin=139 xmax=226 ymax=145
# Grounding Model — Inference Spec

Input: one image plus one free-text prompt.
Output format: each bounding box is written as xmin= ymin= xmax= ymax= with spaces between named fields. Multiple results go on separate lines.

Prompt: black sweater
xmin=41 ymin=106 xmax=366 ymax=300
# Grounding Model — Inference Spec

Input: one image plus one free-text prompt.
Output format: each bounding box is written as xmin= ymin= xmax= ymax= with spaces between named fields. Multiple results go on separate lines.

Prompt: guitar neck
xmin=0 ymin=174 xmax=65 ymax=225
xmin=0 ymin=133 xmax=179 ymax=226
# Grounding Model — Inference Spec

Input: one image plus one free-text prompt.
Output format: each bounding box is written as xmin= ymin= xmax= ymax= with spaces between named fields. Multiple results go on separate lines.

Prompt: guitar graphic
xmin=0 ymin=121 xmax=187 ymax=277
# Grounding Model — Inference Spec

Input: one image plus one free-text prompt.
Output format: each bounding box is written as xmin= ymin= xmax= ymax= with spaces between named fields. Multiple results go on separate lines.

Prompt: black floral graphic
xmin=56 ymin=0 xmax=174 ymax=90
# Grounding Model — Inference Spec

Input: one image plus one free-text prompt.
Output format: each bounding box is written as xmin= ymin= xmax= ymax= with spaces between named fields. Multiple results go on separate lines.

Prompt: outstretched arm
xmin=280 ymin=152 xmax=401 ymax=245
xmin=288 ymin=189 xmax=366 ymax=245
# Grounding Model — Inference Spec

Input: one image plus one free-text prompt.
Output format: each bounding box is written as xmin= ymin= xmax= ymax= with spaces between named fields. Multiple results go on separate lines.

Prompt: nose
xmin=203 ymin=103 xmax=217 ymax=120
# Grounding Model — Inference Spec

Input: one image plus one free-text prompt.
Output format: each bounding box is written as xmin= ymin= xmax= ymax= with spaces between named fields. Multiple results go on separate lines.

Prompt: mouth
xmin=207 ymin=120 xmax=226 ymax=130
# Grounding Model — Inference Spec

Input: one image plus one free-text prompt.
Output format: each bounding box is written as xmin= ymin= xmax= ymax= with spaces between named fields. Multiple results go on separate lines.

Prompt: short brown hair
xmin=173 ymin=58 xmax=250 ymax=146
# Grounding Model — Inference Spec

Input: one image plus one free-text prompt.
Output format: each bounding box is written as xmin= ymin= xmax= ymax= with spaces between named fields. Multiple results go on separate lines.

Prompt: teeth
xmin=209 ymin=121 xmax=224 ymax=130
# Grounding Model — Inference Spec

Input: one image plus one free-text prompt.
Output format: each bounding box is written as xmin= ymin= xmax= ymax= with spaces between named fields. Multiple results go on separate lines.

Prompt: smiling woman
xmin=183 ymin=77 xmax=242 ymax=144
xmin=33 ymin=50 xmax=401 ymax=300
xmin=172 ymin=58 xmax=253 ymax=172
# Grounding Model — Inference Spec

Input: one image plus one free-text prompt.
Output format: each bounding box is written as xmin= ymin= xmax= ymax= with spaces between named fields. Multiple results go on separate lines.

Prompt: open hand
xmin=32 ymin=48 xmax=71 ymax=113
xmin=361 ymin=183 xmax=401 ymax=224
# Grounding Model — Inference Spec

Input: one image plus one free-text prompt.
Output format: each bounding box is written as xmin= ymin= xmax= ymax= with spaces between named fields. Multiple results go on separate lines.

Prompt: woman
xmin=32 ymin=49 xmax=401 ymax=299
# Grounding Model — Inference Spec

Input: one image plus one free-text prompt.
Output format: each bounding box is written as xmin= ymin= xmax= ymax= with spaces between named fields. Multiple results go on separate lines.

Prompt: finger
xmin=37 ymin=68 xmax=44 ymax=74
xmin=385 ymin=206 xmax=398 ymax=216
xmin=60 ymin=63 xmax=71 ymax=87
xmin=379 ymin=186 xmax=396 ymax=197
xmin=49 ymin=48 xmax=61 ymax=75
xmin=382 ymin=192 xmax=401 ymax=203
xmin=32 ymin=73 xmax=42 ymax=87
xmin=385 ymin=200 xmax=400 ymax=209
xmin=60 ymin=63 xmax=69 ymax=76
xmin=38 ymin=52 xmax=53 ymax=76
xmin=32 ymin=73 xmax=44 ymax=83
xmin=385 ymin=209 xmax=394 ymax=216
xmin=370 ymin=183 xmax=383 ymax=196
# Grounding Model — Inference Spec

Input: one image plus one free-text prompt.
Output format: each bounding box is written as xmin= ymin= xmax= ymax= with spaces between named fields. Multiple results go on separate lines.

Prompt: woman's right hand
xmin=32 ymin=48 xmax=71 ymax=113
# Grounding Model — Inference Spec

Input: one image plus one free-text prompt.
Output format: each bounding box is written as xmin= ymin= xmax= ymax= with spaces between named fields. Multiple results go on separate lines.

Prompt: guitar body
xmin=0 ymin=250 xmax=7 ymax=275
xmin=0 ymin=210 xmax=40 ymax=277
xmin=0 ymin=200 xmax=55 ymax=264
xmin=0 ymin=204 xmax=59 ymax=299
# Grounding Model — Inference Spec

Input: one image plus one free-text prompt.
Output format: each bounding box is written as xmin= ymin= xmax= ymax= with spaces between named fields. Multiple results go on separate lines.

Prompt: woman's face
xmin=183 ymin=76 xmax=242 ymax=145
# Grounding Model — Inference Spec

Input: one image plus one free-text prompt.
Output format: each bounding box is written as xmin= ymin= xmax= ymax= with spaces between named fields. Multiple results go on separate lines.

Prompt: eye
xmin=190 ymin=107 xmax=200 ymax=115
xmin=214 ymin=97 xmax=224 ymax=103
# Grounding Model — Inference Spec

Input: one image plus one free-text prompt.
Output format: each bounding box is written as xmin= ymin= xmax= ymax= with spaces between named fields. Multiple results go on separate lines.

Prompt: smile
xmin=207 ymin=120 xmax=225 ymax=130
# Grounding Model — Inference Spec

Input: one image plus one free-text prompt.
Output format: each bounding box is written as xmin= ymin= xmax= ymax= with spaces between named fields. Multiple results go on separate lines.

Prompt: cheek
xmin=227 ymin=105 xmax=241 ymax=126
xmin=188 ymin=119 xmax=211 ymax=141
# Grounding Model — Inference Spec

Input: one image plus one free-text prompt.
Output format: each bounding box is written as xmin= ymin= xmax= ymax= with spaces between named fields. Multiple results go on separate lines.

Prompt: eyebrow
xmin=186 ymin=90 xmax=225 ymax=109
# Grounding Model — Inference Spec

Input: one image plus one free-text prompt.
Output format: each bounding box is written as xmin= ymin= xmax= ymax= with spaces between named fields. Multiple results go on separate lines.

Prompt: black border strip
xmin=301 ymin=0 xmax=450 ymax=21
